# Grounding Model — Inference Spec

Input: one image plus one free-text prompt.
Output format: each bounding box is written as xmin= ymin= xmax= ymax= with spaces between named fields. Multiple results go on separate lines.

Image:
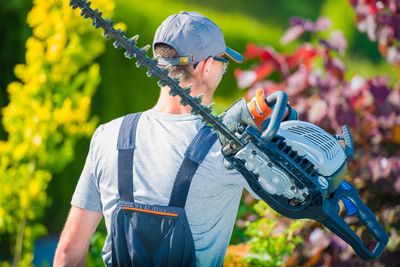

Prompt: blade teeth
xmin=146 ymin=69 xmax=155 ymax=77
xmin=169 ymin=89 xmax=179 ymax=97
xmin=128 ymin=35 xmax=139 ymax=46
xmin=193 ymin=94 xmax=203 ymax=104
xmin=135 ymin=61 xmax=144 ymax=68
xmin=124 ymin=50 xmax=136 ymax=59
xmin=180 ymin=98 xmax=189 ymax=106
xmin=70 ymin=0 xmax=79 ymax=9
xmin=92 ymin=19 xmax=100 ymax=28
xmin=92 ymin=19 xmax=100 ymax=29
xmin=93 ymin=8 xmax=102 ymax=17
xmin=150 ymin=58 xmax=158 ymax=65
xmin=113 ymin=40 xmax=122 ymax=49
xmin=183 ymin=84 xmax=192 ymax=94
xmin=102 ymin=31 xmax=112 ymax=39
xmin=175 ymin=74 xmax=183 ymax=81
xmin=157 ymin=80 xmax=168 ymax=87
xmin=105 ymin=18 xmax=114 ymax=27
xmin=131 ymin=35 xmax=139 ymax=42
xmin=161 ymin=64 xmax=172 ymax=72
xmin=204 ymin=106 xmax=213 ymax=114
xmin=191 ymin=108 xmax=201 ymax=115
xmin=160 ymin=69 xmax=168 ymax=76
xmin=81 ymin=10 xmax=89 ymax=18
xmin=140 ymin=44 xmax=151 ymax=54
xmin=114 ymin=29 xmax=125 ymax=36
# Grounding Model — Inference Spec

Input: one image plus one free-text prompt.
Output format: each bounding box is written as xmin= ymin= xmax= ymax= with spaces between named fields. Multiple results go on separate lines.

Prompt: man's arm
xmin=54 ymin=206 xmax=102 ymax=267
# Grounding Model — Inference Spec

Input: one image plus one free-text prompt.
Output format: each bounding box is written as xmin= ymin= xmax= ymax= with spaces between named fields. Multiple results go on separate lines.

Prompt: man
xmin=54 ymin=11 xmax=290 ymax=266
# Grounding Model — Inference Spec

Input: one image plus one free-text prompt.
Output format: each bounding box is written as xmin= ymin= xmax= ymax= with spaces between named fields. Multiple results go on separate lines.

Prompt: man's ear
xmin=201 ymin=57 xmax=214 ymax=78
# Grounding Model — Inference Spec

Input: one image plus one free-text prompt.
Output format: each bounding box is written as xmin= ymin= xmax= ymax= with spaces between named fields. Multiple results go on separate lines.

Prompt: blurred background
xmin=0 ymin=0 xmax=399 ymax=266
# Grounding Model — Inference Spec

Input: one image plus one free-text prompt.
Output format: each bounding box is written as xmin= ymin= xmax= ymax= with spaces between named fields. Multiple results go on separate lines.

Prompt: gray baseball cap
xmin=153 ymin=11 xmax=243 ymax=66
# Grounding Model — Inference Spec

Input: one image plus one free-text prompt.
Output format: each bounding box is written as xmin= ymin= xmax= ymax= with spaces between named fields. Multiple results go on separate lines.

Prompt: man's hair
xmin=154 ymin=43 xmax=194 ymax=82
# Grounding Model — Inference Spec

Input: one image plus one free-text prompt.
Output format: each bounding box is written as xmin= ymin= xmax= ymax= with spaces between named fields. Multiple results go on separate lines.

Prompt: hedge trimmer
xmin=70 ymin=0 xmax=388 ymax=260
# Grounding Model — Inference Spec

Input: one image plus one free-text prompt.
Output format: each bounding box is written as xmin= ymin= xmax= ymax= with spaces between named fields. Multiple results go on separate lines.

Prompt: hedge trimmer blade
xmin=69 ymin=0 xmax=244 ymax=150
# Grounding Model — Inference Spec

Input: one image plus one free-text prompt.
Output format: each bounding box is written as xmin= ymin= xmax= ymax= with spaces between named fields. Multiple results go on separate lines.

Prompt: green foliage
xmin=0 ymin=0 xmax=32 ymax=134
xmin=87 ymin=229 xmax=107 ymax=267
xmin=0 ymin=0 xmax=115 ymax=264
xmin=320 ymin=0 xmax=387 ymax=64
xmin=242 ymin=201 xmax=304 ymax=267
xmin=320 ymin=0 xmax=355 ymax=43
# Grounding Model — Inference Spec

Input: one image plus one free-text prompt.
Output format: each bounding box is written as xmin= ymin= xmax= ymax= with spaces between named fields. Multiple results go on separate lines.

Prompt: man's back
xmin=71 ymin=108 xmax=247 ymax=266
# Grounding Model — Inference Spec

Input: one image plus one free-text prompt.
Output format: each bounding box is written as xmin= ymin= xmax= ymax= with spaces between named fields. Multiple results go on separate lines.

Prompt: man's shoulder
xmin=98 ymin=112 xmax=145 ymax=132
xmin=100 ymin=115 xmax=125 ymax=131
xmin=91 ymin=113 xmax=142 ymax=146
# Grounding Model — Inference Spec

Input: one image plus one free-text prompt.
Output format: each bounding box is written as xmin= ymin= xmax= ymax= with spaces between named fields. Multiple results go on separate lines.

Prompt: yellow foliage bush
xmin=0 ymin=0 xmax=115 ymax=265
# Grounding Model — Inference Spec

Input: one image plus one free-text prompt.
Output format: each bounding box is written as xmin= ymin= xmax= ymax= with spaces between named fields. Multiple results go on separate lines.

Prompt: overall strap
xmin=169 ymin=125 xmax=218 ymax=208
xmin=117 ymin=112 xmax=143 ymax=201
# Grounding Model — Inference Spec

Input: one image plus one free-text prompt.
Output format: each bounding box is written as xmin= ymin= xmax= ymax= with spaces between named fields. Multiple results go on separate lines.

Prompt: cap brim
xmin=224 ymin=46 xmax=243 ymax=63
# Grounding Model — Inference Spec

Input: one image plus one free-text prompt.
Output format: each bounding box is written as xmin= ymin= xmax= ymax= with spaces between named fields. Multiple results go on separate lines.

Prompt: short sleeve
xmin=71 ymin=125 xmax=104 ymax=212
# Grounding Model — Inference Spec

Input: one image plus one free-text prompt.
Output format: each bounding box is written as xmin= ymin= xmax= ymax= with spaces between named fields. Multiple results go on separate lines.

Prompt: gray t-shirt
xmin=71 ymin=108 xmax=255 ymax=266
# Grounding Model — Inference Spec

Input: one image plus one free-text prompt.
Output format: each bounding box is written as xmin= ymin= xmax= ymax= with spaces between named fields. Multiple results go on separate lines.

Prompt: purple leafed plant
xmin=350 ymin=0 xmax=400 ymax=64
xmin=234 ymin=15 xmax=400 ymax=266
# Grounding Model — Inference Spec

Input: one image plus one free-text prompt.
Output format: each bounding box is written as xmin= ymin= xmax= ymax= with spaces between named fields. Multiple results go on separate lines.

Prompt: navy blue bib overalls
xmin=111 ymin=113 xmax=217 ymax=266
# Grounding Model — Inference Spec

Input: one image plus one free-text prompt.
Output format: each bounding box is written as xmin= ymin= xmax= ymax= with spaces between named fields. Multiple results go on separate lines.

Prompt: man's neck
xmin=152 ymin=83 xmax=213 ymax=114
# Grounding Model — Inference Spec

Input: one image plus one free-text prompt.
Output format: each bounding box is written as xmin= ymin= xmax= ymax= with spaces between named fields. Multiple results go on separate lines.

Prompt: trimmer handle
xmin=261 ymin=91 xmax=288 ymax=141
xmin=322 ymin=181 xmax=388 ymax=260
